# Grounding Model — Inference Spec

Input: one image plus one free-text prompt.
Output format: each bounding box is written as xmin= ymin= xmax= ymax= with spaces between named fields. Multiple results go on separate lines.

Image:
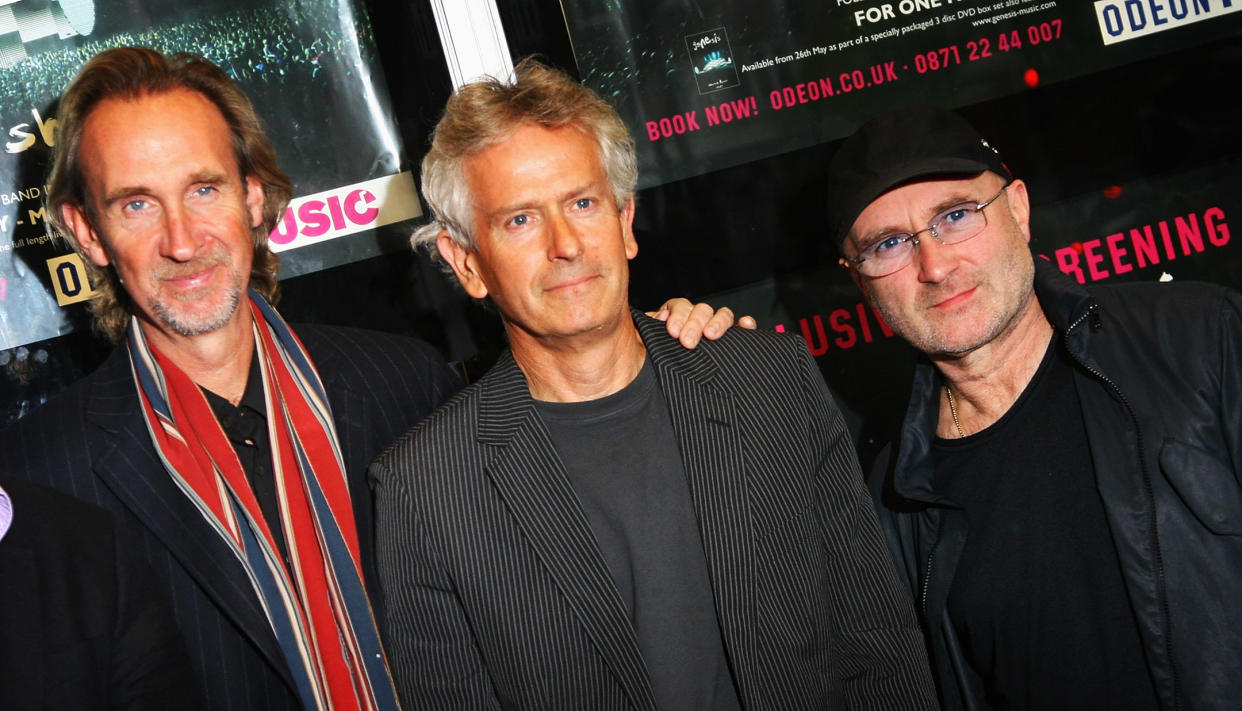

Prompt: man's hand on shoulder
xmin=649 ymin=298 xmax=758 ymax=349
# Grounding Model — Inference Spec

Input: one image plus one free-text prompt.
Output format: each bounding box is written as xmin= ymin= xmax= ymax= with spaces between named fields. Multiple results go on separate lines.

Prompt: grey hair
xmin=412 ymin=57 xmax=637 ymax=266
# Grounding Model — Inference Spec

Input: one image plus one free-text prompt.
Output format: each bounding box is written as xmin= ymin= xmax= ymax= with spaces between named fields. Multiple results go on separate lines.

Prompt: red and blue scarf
xmin=127 ymin=292 xmax=399 ymax=710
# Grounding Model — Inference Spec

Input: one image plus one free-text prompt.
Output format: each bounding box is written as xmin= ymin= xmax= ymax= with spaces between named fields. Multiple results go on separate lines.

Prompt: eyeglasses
xmin=842 ymin=180 xmax=1013 ymax=277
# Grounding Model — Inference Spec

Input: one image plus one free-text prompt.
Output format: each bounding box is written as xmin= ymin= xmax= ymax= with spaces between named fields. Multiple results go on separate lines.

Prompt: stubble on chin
xmin=870 ymin=263 xmax=1036 ymax=359
xmin=151 ymin=279 xmax=245 ymax=337
xmin=151 ymin=263 xmax=248 ymax=338
xmin=147 ymin=244 xmax=250 ymax=337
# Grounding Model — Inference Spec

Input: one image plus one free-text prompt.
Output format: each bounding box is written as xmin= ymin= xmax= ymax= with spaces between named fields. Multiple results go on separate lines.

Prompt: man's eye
xmin=873 ymin=235 xmax=907 ymax=254
xmin=574 ymin=197 xmax=593 ymax=210
xmin=509 ymin=214 xmax=529 ymax=227
xmin=941 ymin=207 xmax=971 ymax=225
xmin=123 ymin=200 xmax=148 ymax=213
xmin=193 ymin=185 xmax=218 ymax=197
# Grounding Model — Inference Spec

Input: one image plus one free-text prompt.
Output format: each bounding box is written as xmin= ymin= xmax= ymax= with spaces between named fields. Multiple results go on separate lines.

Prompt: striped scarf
xmin=126 ymin=292 xmax=400 ymax=711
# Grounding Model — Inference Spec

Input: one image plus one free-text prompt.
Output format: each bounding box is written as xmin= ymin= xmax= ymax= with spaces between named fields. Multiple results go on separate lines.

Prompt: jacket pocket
xmin=1160 ymin=438 xmax=1242 ymax=535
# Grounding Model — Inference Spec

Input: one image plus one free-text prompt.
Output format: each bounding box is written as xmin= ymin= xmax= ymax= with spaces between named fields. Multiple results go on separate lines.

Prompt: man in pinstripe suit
xmin=374 ymin=58 xmax=936 ymax=710
xmin=0 ymin=47 xmax=740 ymax=709
xmin=0 ymin=47 xmax=465 ymax=709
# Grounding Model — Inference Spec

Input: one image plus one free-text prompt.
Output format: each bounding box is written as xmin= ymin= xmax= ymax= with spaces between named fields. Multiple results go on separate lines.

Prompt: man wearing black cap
xmin=828 ymin=108 xmax=1242 ymax=710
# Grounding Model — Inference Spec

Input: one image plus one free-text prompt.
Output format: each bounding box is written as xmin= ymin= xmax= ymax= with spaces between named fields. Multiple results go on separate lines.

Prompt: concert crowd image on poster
xmin=0 ymin=0 xmax=420 ymax=351
xmin=563 ymin=0 xmax=1242 ymax=189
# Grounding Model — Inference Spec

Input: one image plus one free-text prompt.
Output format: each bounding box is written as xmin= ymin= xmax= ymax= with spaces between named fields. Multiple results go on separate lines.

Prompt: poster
xmin=562 ymin=0 xmax=1242 ymax=190
xmin=746 ymin=154 xmax=1241 ymax=342
xmin=564 ymin=0 xmax=1242 ymax=451
xmin=0 ymin=0 xmax=419 ymax=351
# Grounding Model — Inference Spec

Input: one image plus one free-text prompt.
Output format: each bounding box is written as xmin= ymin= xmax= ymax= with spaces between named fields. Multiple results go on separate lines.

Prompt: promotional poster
xmin=563 ymin=0 xmax=1242 ymax=448
xmin=0 ymin=0 xmax=419 ymax=351
xmin=563 ymin=0 xmax=1242 ymax=189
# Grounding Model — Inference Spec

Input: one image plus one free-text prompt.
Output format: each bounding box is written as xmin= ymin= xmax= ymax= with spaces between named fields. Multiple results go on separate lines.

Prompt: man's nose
xmin=159 ymin=206 xmax=203 ymax=261
xmin=913 ymin=229 xmax=959 ymax=283
xmin=547 ymin=213 xmax=583 ymax=260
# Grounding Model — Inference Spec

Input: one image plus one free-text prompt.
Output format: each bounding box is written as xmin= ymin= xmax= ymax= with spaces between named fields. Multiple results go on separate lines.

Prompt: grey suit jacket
xmin=373 ymin=312 xmax=936 ymax=710
xmin=0 ymin=324 xmax=461 ymax=711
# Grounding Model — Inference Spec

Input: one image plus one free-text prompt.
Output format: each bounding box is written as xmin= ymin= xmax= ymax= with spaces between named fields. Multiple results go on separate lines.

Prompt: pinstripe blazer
xmin=0 ymin=324 xmax=461 ymax=711
xmin=373 ymin=311 xmax=936 ymax=710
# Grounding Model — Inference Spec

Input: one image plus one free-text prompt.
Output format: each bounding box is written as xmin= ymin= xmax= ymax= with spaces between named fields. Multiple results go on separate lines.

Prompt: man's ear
xmin=62 ymin=203 xmax=110 ymax=267
xmin=437 ymin=231 xmax=489 ymax=299
xmin=839 ymin=231 xmax=868 ymax=293
xmin=620 ymin=198 xmax=637 ymax=260
xmin=1005 ymin=178 xmax=1032 ymax=243
xmin=244 ymin=175 xmax=266 ymax=229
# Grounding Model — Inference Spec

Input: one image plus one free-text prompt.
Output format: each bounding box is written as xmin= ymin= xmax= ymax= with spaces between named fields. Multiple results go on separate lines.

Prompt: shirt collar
xmin=202 ymin=349 xmax=267 ymax=418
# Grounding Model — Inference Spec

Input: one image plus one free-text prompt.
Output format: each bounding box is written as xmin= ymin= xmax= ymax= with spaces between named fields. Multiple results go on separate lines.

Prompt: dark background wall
xmin=3 ymin=1 xmax=1239 ymax=472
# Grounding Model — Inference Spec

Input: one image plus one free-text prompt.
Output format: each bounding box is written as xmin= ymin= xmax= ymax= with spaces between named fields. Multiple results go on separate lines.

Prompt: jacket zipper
xmin=1064 ymin=304 xmax=1180 ymax=710
xmin=920 ymin=549 xmax=934 ymax=614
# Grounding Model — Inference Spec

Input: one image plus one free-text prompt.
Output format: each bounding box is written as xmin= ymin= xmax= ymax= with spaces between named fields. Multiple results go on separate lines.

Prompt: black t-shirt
xmin=535 ymin=359 xmax=742 ymax=711
xmin=932 ymin=339 xmax=1158 ymax=710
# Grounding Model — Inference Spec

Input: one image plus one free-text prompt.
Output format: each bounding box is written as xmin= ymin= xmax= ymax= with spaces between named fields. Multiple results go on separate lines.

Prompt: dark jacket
xmin=375 ymin=311 xmax=937 ymax=710
xmin=0 ymin=477 xmax=202 ymax=710
xmin=870 ymin=260 xmax=1242 ymax=710
xmin=0 ymin=324 xmax=461 ymax=711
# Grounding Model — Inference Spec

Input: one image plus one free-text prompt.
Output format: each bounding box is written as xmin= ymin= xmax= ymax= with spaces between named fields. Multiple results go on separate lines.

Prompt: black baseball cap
xmin=826 ymin=107 xmax=1011 ymax=250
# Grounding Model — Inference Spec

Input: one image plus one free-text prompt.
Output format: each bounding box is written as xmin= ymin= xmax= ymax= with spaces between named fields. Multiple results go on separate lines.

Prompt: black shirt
xmin=202 ymin=355 xmax=290 ymax=563
xmin=933 ymin=338 xmax=1158 ymax=710
xmin=535 ymin=359 xmax=742 ymax=711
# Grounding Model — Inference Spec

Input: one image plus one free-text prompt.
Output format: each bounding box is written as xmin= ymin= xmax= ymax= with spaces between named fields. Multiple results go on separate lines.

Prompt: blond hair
xmin=413 ymin=57 xmax=636 ymax=262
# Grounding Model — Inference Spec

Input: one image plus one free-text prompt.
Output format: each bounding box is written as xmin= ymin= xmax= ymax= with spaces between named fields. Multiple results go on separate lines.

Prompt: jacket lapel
xmin=84 ymin=348 xmax=295 ymax=690
xmin=634 ymin=315 xmax=759 ymax=693
xmin=476 ymin=351 xmax=657 ymax=711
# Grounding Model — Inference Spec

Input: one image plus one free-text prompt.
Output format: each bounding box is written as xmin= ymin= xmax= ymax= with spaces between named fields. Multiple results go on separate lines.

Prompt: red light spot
xmin=1070 ymin=242 xmax=1084 ymax=254
xmin=1023 ymin=68 xmax=1039 ymax=88
xmin=1102 ymin=185 xmax=1123 ymax=199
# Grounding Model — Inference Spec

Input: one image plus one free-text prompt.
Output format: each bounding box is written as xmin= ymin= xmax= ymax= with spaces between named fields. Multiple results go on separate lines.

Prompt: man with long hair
xmin=2 ymin=47 xmax=738 ymax=709
xmin=2 ymin=46 xmax=462 ymax=710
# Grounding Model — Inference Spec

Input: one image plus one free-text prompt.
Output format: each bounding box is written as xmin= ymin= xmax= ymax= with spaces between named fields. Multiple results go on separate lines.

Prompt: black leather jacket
xmin=870 ymin=259 xmax=1242 ymax=710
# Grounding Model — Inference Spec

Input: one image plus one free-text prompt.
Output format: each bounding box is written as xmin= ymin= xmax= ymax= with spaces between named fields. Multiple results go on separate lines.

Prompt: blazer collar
xmin=84 ymin=346 xmax=295 ymax=691
xmin=472 ymin=344 xmax=653 ymax=708
xmin=475 ymin=308 xmax=722 ymax=440
xmin=475 ymin=310 xmax=756 ymax=703
xmin=635 ymin=312 xmax=760 ymax=690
